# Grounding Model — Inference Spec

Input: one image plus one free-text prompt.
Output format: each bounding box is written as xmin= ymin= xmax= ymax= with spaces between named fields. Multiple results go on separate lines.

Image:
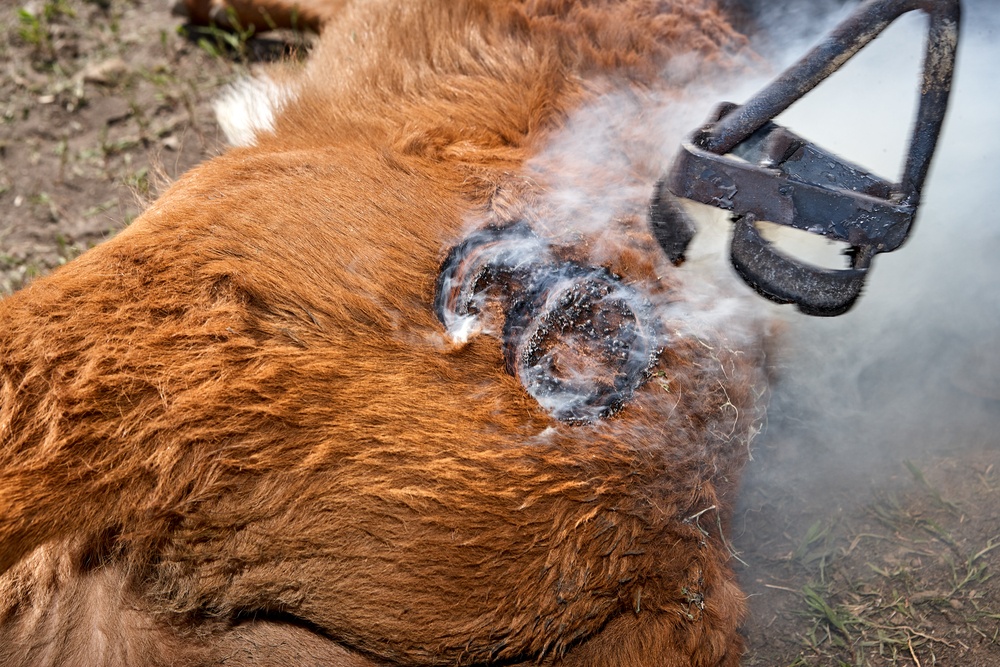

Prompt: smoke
xmin=444 ymin=47 xmax=780 ymax=422
xmin=515 ymin=74 xmax=776 ymax=345
xmin=739 ymin=0 xmax=1000 ymax=491
xmin=446 ymin=0 xmax=997 ymax=439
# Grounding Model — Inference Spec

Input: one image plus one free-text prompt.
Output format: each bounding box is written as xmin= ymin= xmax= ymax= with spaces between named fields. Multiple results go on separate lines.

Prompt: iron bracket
xmin=662 ymin=0 xmax=960 ymax=315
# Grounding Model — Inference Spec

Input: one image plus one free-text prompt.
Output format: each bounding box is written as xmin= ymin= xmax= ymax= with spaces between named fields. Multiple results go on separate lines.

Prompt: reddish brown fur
xmin=0 ymin=1 xmax=767 ymax=665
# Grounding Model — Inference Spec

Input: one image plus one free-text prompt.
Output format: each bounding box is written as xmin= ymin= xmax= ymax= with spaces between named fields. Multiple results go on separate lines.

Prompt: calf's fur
xmin=0 ymin=1 xmax=770 ymax=665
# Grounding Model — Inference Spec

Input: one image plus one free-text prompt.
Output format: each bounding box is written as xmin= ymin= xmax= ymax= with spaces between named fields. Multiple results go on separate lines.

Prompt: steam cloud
xmin=449 ymin=0 xmax=996 ymax=444
xmin=742 ymin=0 xmax=1000 ymax=492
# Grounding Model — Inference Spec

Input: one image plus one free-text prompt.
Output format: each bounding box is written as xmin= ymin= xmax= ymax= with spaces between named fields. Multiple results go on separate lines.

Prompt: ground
xmin=1 ymin=0 xmax=998 ymax=665
xmin=0 ymin=0 xmax=303 ymax=289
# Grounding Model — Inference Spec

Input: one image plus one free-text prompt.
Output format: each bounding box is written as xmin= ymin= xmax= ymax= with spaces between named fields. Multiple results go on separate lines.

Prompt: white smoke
xmin=518 ymin=78 xmax=775 ymax=343
xmin=740 ymin=0 xmax=1000 ymax=487
xmin=446 ymin=0 xmax=997 ymax=434
xmin=443 ymin=50 xmax=778 ymax=421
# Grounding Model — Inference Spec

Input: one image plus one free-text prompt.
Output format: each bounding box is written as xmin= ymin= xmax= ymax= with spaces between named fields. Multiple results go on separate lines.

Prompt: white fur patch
xmin=213 ymin=76 xmax=293 ymax=147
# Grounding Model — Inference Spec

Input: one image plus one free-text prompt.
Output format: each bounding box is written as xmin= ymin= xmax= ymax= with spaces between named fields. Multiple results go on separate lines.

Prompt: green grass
xmin=184 ymin=9 xmax=257 ymax=61
xmin=16 ymin=0 xmax=76 ymax=62
xmin=765 ymin=460 xmax=1000 ymax=666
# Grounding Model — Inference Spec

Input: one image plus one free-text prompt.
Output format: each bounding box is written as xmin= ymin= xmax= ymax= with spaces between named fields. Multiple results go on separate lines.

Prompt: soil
xmin=0 ymin=0 xmax=302 ymax=290
xmin=1 ymin=1 xmax=997 ymax=665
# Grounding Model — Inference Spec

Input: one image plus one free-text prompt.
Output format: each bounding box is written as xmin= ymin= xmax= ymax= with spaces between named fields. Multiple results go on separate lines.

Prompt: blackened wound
xmin=436 ymin=223 xmax=663 ymax=423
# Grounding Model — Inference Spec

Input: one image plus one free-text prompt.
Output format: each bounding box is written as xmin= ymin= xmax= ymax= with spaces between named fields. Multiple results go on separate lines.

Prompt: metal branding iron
xmin=656 ymin=0 xmax=960 ymax=316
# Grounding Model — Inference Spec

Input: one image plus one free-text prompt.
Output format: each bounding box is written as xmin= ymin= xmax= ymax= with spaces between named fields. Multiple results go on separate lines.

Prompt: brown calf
xmin=0 ymin=1 xmax=769 ymax=665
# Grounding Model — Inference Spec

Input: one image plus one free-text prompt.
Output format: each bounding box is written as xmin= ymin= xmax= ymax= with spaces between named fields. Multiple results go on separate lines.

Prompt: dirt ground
xmin=1 ymin=1 xmax=998 ymax=665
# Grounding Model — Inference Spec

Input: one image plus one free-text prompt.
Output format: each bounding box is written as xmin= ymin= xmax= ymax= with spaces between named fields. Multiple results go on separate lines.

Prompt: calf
xmin=0 ymin=1 xmax=769 ymax=665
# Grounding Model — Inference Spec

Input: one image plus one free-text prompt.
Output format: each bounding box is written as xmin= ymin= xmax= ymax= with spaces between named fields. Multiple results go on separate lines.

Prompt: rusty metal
xmin=435 ymin=223 xmax=661 ymax=423
xmin=661 ymin=0 xmax=961 ymax=316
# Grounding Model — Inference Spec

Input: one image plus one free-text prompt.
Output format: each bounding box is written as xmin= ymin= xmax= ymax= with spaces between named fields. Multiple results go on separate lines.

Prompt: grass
xmin=183 ymin=9 xmax=258 ymax=61
xmin=0 ymin=254 xmax=44 ymax=295
xmin=0 ymin=0 xmax=229 ymax=296
xmin=794 ymin=519 xmax=837 ymax=583
xmin=17 ymin=8 xmax=49 ymax=48
xmin=122 ymin=165 xmax=150 ymax=195
xmin=54 ymin=232 xmax=86 ymax=265
xmin=16 ymin=0 xmax=76 ymax=64
xmin=0 ymin=0 xmax=296 ymax=303
xmin=771 ymin=460 xmax=1000 ymax=666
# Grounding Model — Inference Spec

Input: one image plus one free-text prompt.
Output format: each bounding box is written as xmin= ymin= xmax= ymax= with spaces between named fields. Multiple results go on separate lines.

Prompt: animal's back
xmin=0 ymin=1 xmax=768 ymax=665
